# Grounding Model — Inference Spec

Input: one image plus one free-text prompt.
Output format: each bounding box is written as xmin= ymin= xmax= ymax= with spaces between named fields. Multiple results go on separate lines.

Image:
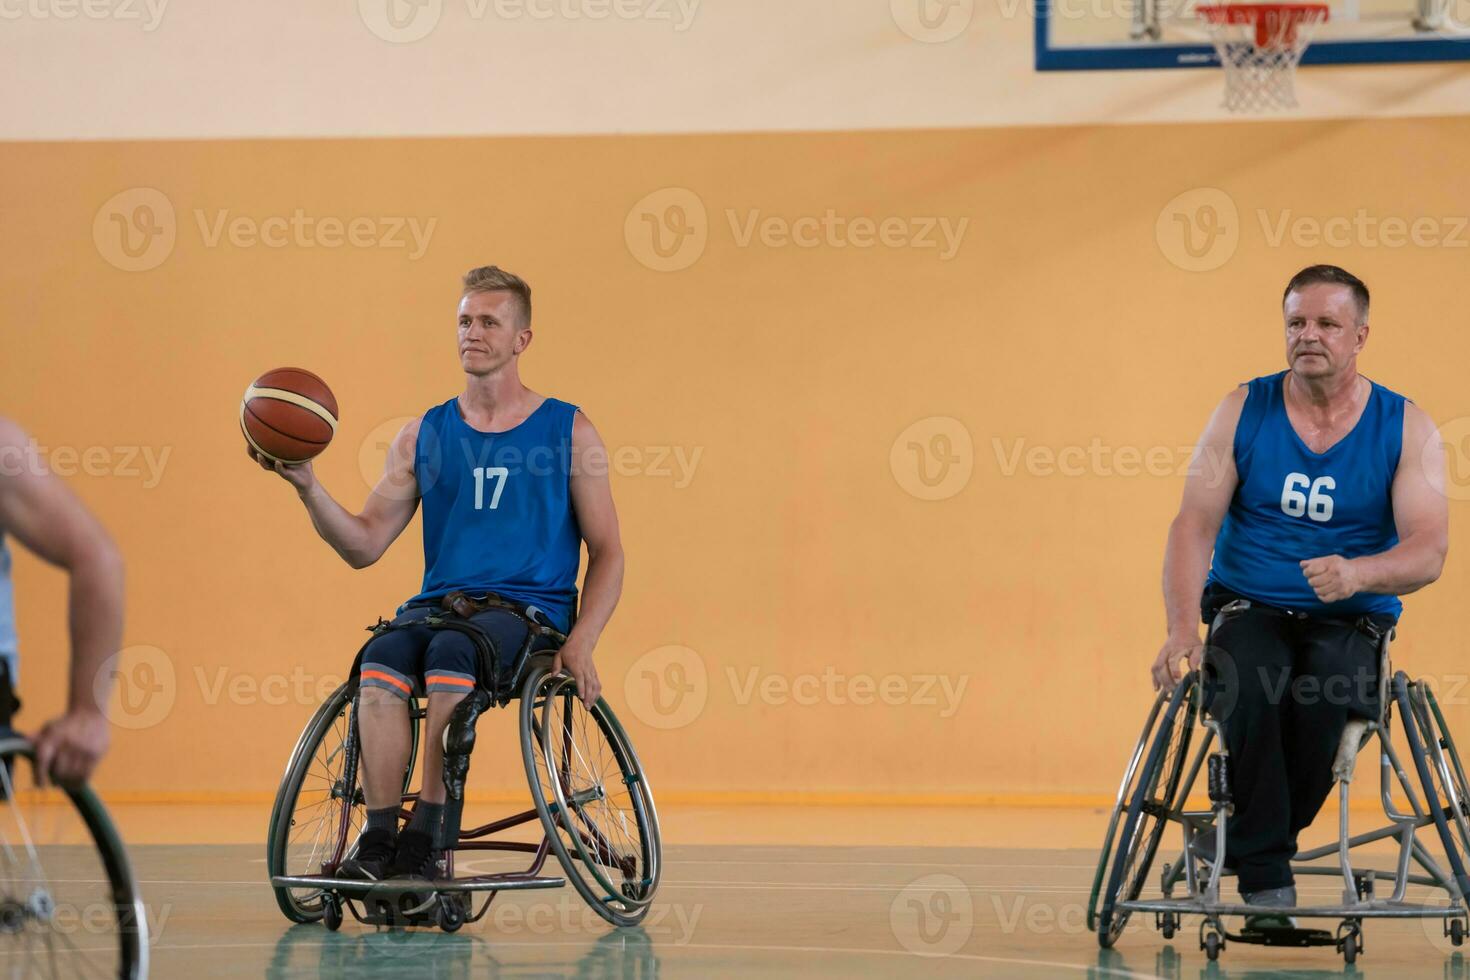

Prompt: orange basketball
xmin=240 ymin=367 xmax=339 ymax=464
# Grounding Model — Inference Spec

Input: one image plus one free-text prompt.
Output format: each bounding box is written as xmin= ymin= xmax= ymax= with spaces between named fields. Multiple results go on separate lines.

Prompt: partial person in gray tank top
xmin=0 ymin=534 xmax=15 ymax=682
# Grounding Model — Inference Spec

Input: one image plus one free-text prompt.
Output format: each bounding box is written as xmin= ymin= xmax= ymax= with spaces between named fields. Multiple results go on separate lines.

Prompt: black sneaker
xmin=338 ymin=828 xmax=396 ymax=881
xmin=388 ymin=828 xmax=441 ymax=880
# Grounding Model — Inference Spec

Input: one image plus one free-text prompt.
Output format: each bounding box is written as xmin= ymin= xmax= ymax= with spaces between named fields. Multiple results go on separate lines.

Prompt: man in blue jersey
xmin=0 ymin=417 xmax=125 ymax=786
xmin=248 ymin=265 xmax=624 ymax=881
xmin=1150 ymin=265 xmax=1448 ymax=927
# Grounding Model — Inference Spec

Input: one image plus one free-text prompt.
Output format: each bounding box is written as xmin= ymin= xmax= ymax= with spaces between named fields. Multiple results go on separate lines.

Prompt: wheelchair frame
xmin=266 ymin=602 xmax=662 ymax=933
xmin=0 ymin=734 xmax=147 ymax=979
xmin=1090 ymin=601 xmax=1470 ymax=964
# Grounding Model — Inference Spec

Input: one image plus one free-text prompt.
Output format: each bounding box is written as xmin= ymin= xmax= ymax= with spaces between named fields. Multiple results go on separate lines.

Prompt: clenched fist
xmin=1300 ymin=554 xmax=1361 ymax=603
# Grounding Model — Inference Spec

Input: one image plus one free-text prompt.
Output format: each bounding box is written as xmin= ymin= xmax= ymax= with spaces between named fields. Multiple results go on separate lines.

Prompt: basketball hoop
xmin=1196 ymin=3 xmax=1329 ymax=112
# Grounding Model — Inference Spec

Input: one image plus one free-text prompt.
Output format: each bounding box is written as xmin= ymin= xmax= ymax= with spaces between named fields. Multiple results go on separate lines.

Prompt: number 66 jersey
xmin=1206 ymin=370 xmax=1406 ymax=618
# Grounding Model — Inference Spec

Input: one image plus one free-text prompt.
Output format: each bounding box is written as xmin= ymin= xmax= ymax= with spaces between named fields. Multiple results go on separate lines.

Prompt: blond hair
xmin=461 ymin=265 xmax=532 ymax=327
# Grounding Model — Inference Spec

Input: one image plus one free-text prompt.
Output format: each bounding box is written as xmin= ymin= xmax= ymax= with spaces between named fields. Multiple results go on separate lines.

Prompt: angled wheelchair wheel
xmin=266 ymin=682 xmax=420 ymax=922
xmin=520 ymin=666 xmax=663 ymax=927
xmin=1409 ymin=681 xmax=1470 ymax=857
xmin=1095 ymin=678 xmax=1198 ymax=948
xmin=1397 ymin=675 xmax=1470 ymax=899
xmin=1088 ymin=688 xmax=1168 ymax=934
xmin=0 ymin=736 xmax=146 ymax=979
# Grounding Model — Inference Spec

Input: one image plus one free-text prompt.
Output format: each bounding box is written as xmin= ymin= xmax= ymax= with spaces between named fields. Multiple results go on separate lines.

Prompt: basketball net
xmin=1196 ymin=3 xmax=1329 ymax=112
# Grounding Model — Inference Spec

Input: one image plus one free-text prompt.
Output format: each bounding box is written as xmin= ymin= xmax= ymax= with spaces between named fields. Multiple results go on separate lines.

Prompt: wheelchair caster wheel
xmin=1203 ymin=931 xmax=1222 ymax=961
xmin=323 ymin=896 xmax=343 ymax=932
xmin=1452 ymin=918 xmax=1466 ymax=947
xmin=1157 ymin=912 xmax=1178 ymax=940
xmin=436 ymin=896 xmax=465 ymax=933
xmin=1342 ymin=931 xmax=1358 ymax=964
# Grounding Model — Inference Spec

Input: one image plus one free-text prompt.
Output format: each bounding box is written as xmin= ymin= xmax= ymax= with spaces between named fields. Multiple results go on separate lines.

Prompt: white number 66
xmin=1281 ymin=472 xmax=1334 ymax=522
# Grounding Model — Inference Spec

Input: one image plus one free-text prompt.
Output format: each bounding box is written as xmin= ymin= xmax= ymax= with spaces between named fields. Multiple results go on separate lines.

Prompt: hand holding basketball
xmin=245 ymin=444 xmax=316 ymax=492
xmin=241 ymin=367 xmax=338 ymax=492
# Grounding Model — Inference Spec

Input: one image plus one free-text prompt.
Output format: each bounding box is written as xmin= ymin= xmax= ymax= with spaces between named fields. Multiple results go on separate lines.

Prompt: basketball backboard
xmin=1036 ymin=0 xmax=1470 ymax=68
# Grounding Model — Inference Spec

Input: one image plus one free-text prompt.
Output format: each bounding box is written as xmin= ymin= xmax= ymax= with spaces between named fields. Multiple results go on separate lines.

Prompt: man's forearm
xmin=566 ymin=547 xmax=624 ymax=648
xmin=297 ymin=483 xmax=376 ymax=568
xmin=67 ymin=543 xmax=124 ymax=716
xmin=1163 ymin=518 xmax=1214 ymax=638
xmin=1350 ymin=533 xmax=1446 ymax=597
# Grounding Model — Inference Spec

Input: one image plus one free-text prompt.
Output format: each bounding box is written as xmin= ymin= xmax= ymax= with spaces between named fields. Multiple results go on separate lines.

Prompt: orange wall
xmin=5 ymin=117 xmax=1470 ymax=800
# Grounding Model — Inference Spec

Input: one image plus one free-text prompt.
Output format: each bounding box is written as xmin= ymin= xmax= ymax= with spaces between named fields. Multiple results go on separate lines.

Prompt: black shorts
xmin=359 ymin=603 xmax=535 ymax=700
xmin=1200 ymin=583 xmax=1394 ymax=722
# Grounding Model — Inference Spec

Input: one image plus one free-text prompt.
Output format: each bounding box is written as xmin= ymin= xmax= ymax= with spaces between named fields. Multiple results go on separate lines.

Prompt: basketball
xmin=239 ymin=367 xmax=339 ymax=464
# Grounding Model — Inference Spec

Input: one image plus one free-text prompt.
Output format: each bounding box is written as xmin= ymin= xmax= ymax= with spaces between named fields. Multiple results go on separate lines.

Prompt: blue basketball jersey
xmin=1207 ymin=371 xmax=1405 ymax=618
xmin=407 ymin=396 xmax=582 ymax=632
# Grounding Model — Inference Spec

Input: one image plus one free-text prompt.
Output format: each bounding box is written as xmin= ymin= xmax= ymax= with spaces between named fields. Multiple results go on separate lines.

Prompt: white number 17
xmin=473 ymin=466 xmax=509 ymax=510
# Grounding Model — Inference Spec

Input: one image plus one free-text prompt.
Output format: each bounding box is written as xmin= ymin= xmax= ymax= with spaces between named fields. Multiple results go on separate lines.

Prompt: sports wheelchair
xmin=0 ymin=733 xmax=146 ymax=979
xmin=1089 ymin=602 xmax=1470 ymax=965
xmin=266 ymin=601 xmax=662 ymax=932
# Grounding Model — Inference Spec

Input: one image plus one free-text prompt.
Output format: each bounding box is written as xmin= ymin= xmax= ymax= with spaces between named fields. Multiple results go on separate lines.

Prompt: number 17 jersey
xmin=1206 ymin=370 xmax=1406 ymax=618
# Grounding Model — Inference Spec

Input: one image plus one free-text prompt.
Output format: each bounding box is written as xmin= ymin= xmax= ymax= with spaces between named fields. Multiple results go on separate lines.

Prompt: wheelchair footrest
xmin=271 ymin=873 xmax=566 ymax=895
xmin=1226 ymin=926 xmax=1337 ymax=948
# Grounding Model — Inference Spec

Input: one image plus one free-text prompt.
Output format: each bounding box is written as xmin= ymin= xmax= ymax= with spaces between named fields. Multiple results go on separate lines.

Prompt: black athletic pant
xmin=1199 ymin=584 xmax=1394 ymax=894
